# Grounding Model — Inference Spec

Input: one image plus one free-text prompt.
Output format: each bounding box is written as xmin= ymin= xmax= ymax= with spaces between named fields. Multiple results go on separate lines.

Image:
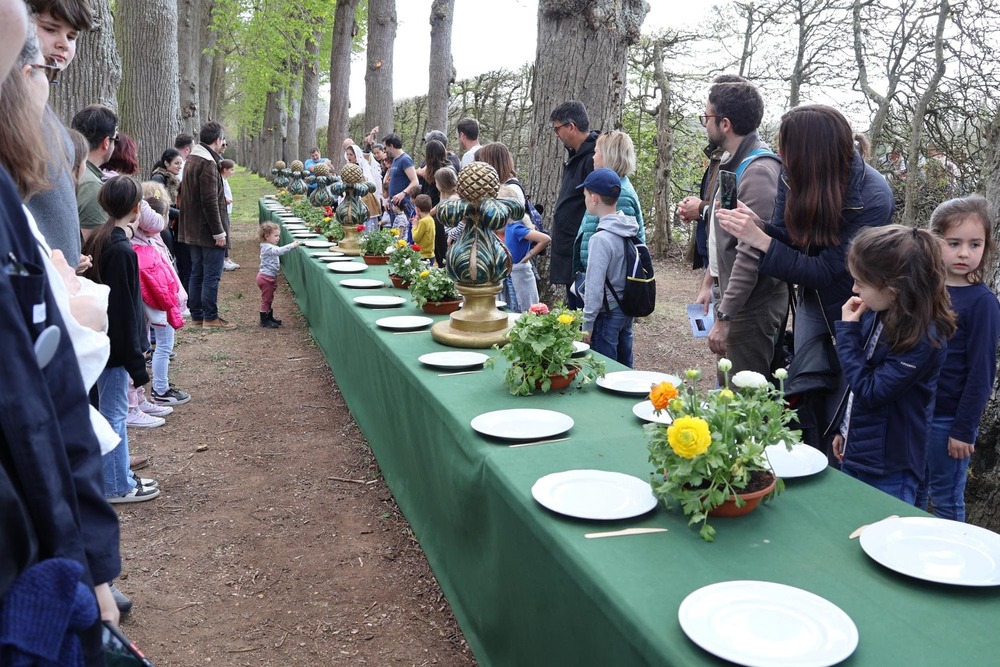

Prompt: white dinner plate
xmin=327 ymin=262 xmax=367 ymax=273
xmin=418 ymin=351 xmax=490 ymax=370
xmin=304 ymin=240 xmax=335 ymax=248
xmin=632 ymin=400 xmax=673 ymax=425
xmin=572 ymin=341 xmax=590 ymax=357
xmin=531 ymin=470 xmax=656 ymax=520
xmin=340 ymin=279 xmax=385 ymax=289
xmin=678 ymin=581 xmax=858 ymax=667
xmin=596 ymin=371 xmax=682 ymax=396
xmin=312 ymin=251 xmax=345 ymax=258
xmin=471 ymin=408 xmax=574 ymax=442
xmin=354 ymin=295 xmax=405 ymax=308
xmin=292 ymin=232 xmax=319 ymax=239
xmin=283 ymin=225 xmax=308 ymax=231
xmin=765 ymin=443 xmax=828 ymax=478
xmin=275 ymin=212 xmax=297 ymax=218
xmin=320 ymin=257 xmax=357 ymax=263
xmin=859 ymin=516 xmax=1000 ymax=586
xmin=375 ymin=315 xmax=433 ymax=331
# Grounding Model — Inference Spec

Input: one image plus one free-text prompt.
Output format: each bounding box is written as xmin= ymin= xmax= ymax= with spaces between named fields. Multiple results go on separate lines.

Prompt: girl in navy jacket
xmin=832 ymin=225 xmax=956 ymax=503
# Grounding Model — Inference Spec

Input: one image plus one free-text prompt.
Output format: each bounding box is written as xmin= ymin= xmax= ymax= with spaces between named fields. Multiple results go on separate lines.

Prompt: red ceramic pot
xmin=362 ymin=254 xmax=389 ymax=265
xmin=707 ymin=471 xmax=777 ymax=518
xmin=421 ymin=300 xmax=462 ymax=315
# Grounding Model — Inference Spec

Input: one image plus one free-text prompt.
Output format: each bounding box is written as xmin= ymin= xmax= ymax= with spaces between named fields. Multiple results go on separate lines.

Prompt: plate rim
xmin=418 ymin=351 xmax=490 ymax=369
xmin=596 ymin=370 xmax=682 ymax=395
xmin=339 ymin=279 xmax=385 ymax=289
xmin=327 ymin=262 xmax=367 ymax=272
xmin=763 ymin=443 xmax=828 ymax=478
xmin=470 ymin=407 xmax=574 ymax=442
xmin=530 ymin=469 xmax=657 ymax=520
xmin=859 ymin=516 xmax=1000 ymax=586
xmin=678 ymin=580 xmax=859 ymax=667
xmin=631 ymin=400 xmax=673 ymax=425
xmin=375 ymin=315 xmax=434 ymax=330
xmin=353 ymin=295 xmax=406 ymax=307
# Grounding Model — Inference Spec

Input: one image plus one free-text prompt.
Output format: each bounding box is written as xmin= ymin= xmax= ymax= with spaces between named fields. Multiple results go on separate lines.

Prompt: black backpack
xmin=605 ymin=236 xmax=655 ymax=317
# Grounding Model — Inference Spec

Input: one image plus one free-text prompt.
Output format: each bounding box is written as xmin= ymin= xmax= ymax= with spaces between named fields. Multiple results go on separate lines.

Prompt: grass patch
xmin=228 ymin=167 xmax=277 ymax=227
xmin=208 ymin=351 xmax=231 ymax=362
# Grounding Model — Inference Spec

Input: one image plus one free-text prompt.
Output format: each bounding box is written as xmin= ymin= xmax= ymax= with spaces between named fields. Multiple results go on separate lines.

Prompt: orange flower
xmin=649 ymin=382 xmax=678 ymax=411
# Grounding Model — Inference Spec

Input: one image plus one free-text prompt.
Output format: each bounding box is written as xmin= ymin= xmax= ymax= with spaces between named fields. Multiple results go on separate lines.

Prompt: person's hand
xmin=841 ymin=296 xmax=867 ymax=322
xmin=948 ymin=437 xmax=975 ymax=459
xmin=292 ymin=241 xmax=300 ymax=248
xmin=75 ymin=253 xmax=92 ymax=275
xmin=581 ymin=331 xmax=591 ymax=345
xmin=94 ymin=583 xmax=119 ymax=627
xmin=716 ymin=203 xmax=771 ymax=252
xmin=708 ymin=320 xmax=729 ymax=356
xmin=695 ymin=284 xmax=712 ymax=315
xmin=832 ymin=434 xmax=845 ymax=462
xmin=676 ymin=196 xmax=702 ymax=222
xmin=226 ymin=198 xmax=233 ymax=205
xmin=391 ymin=192 xmax=403 ymax=206
xmin=215 ymin=236 xmax=227 ymax=248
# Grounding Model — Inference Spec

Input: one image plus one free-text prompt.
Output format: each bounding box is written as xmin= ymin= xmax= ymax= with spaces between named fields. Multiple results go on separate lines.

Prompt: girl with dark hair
xmin=717 ymin=104 xmax=894 ymax=456
xmin=151 ymin=147 xmax=183 ymax=268
xmin=82 ymin=175 xmax=160 ymax=504
xmin=832 ymin=225 xmax=955 ymax=503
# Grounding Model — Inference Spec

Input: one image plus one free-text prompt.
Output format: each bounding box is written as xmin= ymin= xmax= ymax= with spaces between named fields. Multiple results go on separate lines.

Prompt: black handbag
xmin=784 ymin=291 xmax=840 ymax=397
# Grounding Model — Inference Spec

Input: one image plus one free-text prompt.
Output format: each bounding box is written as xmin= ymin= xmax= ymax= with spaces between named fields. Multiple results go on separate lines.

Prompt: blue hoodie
xmin=582 ymin=212 xmax=640 ymax=332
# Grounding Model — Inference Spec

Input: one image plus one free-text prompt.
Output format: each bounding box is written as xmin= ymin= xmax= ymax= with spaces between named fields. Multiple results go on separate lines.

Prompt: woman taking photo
xmin=716 ymin=104 xmax=894 ymax=455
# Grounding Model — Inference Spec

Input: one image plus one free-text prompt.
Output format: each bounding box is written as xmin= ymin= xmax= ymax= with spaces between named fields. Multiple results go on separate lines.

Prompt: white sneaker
xmin=126 ymin=407 xmax=165 ymax=429
xmin=223 ymin=259 xmax=240 ymax=271
xmin=136 ymin=387 xmax=173 ymax=417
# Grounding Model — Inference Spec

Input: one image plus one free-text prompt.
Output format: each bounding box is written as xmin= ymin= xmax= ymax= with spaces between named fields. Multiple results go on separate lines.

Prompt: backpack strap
xmin=734 ymin=147 xmax=780 ymax=183
xmin=603 ymin=235 xmax=633 ymax=312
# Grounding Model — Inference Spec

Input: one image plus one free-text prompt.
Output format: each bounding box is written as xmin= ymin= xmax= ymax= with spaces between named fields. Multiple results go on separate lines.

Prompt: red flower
xmin=411 ymin=244 xmax=421 ymax=251
xmin=528 ymin=303 xmax=549 ymax=315
xmin=324 ymin=206 xmax=334 ymax=216
xmin=356 ymin=225 xmax=365 ymax=232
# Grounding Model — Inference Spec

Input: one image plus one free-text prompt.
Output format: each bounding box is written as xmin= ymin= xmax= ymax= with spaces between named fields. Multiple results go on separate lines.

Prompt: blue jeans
xmin=591 ymin=307 xmax=634 ymax=368
xmin=841 ymin=464 xmax=918 ymax=505
xmin=188 ymin=245 xmax=226 ymax=321
xmin=915 ymin=416 xmax=969 ymax=521
xmin=151 ymin=324 xmax=175 ymax=394
xmin=97 ymin=366 xmax=135 ymax=497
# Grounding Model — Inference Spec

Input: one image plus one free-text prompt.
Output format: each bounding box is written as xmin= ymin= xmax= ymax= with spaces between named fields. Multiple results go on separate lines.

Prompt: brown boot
xmin=202 ymin=317 xmax=236 ymax=330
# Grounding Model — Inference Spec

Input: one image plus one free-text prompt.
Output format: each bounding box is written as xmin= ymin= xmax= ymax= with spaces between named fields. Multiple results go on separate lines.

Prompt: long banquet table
xmin=262 ymin=199 xmax=1000 ymax=666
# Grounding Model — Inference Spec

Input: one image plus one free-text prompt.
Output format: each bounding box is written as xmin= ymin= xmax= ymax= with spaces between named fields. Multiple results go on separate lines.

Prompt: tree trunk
xmin=526 ymin=0 xmax=649 ymax=297
xmin=209 ymin=48 xmax=226 ymax=125
xmin=50 ymin=0 xmax=120 ymax=125
xmin=427 ymin=0 xmax=455 ymax=134
xmin=198 ymin=2 xmax=217 ymax=121
xmin=328 ymin=0 xmax=363 ymax=171
xmin=115 ymin=0 xmax=180 ymax=170
xmin=365 ymin=0 xmax=397 ymax=138
xmin=287 ymin=92 xmax=301 ymax=165
xmin=261 ymin=90 xmax=283 ymax=177
xmin=650 ymin=41 xmax=673 ymax=256
xmin=177 ymin=0 xmax=203 ymax=132
xmin=299 ymin=28 xmax=323 ymax=159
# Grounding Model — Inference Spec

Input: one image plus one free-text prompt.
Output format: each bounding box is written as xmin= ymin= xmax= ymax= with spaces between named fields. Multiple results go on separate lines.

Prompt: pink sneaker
xmin=126 ymin=407 xmax=165 ymax=429
xmin=136 ymin=387 xmax=173 ymax=417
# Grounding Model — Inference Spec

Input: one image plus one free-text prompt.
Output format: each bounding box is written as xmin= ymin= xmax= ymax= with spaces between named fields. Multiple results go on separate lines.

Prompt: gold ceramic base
xmin=431 ymin=283 xmax=512 ymax=348
xmin=338 ymin=227 xmax=363 ymax=256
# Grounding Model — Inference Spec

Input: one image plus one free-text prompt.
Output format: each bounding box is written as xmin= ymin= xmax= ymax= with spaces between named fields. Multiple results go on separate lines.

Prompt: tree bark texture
xmin=365 ymin=0 xmax=397 ymax=138
xmin=427 ymin=0 xmax=455 ymax=135
xmin=177 ymin=0 xmax=203 ymax=132
xmin=260 ymin=89 xmax=283 ymax=176
xmin=198 ymin=3 xmax=217 ymax=122
xmin=115 ymin=0 xmax=180 ymax=170
xmin=525 ymin=0 xmax=649 ymax=292
xmin=299 ymin=29 xmax=323 ymax=159
xmin=287 ymin=92 xmax=301 ymax=165
xmin=50 ymin=0 xmax=120 ymax=125
xmin=650 ymin=41 xmax=673 ymax=256
xmin=209 ymin=48 xmax=226 ymax=125
xmin=328 ymin=0 xmax=363 ymax=171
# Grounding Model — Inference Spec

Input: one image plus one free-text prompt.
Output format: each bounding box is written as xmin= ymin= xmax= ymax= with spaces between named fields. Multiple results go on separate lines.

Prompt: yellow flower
xmin=419 ymin=270 xmax=430 ymax=278
xmin=557 ymin=313 xmax=574 ymax=325
xmin=649 ymin=382 xmax=678 ymax=411
xmin=390 ymin=228 xmax=401 ymax=236
xmin=666 ymin=416 xmax=711 ymax=459
xmin=396 ymin=239 xmax=408 ymax=247
xmin=323 ymin=216 xmax=332 ymax=222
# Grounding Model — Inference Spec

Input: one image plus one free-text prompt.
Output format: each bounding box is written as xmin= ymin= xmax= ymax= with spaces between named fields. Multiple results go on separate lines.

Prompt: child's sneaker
xmin=137 ymin=388 xmax=173 ymax=416
xmin=151 ymin=387 xmax=191 ymax=405
xmin=107 ymin=485 xmax=160 ymax=504
xmin=126 ymin=407 xmax=165 ymax=429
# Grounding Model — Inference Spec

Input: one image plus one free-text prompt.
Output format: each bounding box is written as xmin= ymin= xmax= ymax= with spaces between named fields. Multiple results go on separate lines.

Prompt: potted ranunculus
xmin=387 ymin=240 xmax=425 ymax=288
xmin=360 ymin=228 xmax=395 ymax=264
xmin=646 ymin=360 xmax=799 ymax=541
xmin=487 ymin=303 xmax=605 ymax=396
xmin=410 ymin=267 xmax=462 ymax=313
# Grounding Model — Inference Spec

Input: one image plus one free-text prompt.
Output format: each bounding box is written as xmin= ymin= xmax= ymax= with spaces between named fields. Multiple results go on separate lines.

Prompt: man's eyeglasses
xmin=699 ymin=115 xmax=721 ymax=127
xmin=30 ymin=59 xmax=61 ymax=84
xmin=552 ymin=122 xmax=569 ymax=134
xmin=110 ymin=132 xmax=119 ymax=144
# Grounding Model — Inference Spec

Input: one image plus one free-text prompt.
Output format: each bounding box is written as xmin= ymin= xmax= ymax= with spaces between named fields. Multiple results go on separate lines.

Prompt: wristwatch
xmin=717 ymin=311 xmax=733 ymax=322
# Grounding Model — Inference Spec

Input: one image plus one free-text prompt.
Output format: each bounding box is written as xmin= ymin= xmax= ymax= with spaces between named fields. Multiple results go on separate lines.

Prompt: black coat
xmin=98 ymin=227 xmax=150 ymax=386
xmin=549 ymin=130 xmax=598 ymax=284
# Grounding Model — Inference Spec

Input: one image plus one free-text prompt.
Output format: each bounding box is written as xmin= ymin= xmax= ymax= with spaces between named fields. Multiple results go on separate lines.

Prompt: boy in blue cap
xmin=578 ymin=168 xmax=640 ymax=367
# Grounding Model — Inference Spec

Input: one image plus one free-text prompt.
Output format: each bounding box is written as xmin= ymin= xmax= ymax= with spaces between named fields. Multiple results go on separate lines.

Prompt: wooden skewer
xmin=508 ymin=437 xmax=571 ymax=448
xmin=437 ymin=370 xmax=483 ymax=377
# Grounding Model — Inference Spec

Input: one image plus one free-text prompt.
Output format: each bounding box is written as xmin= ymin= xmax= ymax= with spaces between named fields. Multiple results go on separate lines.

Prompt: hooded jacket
xmin=582 ymin=212 xmax=640 ymax=332
xmin=573 ymin=175 xmax=646 ymax=272
xmin=550 ymin=130 xmax=599 ymax=284
xmin=176 ymin=143 xmax=228 ymax=248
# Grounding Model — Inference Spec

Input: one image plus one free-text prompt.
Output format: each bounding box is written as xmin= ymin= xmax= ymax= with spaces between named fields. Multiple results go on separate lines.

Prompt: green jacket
xmin=572 ymin=175 xmax=645 ymax=272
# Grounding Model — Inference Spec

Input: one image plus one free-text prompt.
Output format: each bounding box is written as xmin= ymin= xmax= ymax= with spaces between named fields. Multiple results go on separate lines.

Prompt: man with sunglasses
xmin=71 ymin=104 xmax=118 ymax=241
xmin=24 ymin=0 xmax=92 ymax=268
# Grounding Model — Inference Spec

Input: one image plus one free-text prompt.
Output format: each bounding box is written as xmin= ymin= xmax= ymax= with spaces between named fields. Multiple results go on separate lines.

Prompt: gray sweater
xmin=259 ymin=242 xmax=297 ymax=277
xmin=582 ymin=212 xmax=639 ymax=332
xmin=26 ymin=106 xmax=81 ymax=265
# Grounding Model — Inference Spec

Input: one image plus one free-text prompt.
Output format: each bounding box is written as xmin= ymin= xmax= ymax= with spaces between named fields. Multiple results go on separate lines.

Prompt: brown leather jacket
xmin=176 ymin=143 xmax=228 ymax=248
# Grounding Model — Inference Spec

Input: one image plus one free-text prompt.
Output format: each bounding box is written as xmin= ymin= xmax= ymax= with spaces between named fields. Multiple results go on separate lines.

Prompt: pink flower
xmin=528 ymin=303 xmax=549 ymax=315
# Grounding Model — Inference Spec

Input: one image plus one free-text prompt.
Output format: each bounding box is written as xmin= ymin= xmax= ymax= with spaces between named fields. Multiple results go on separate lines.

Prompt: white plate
xmin=859 ymin=516 xmax=1000 ymax=586
xmin=572 ymin=341 xmax=590 ymax=357
xmin=596 ymin=371 xmax=682 ymax=396
xmin=312 ymin=251 xmax=345 ymax=258
xmin=418 ymin=351 xmax=490 ymax=370
xmin=354 ymin=295 xmax=405 ymax=308
xmin=292 ymin=232 xmax=319 ymax=239
xmin=765 ymin=443 xmax=828 ymax=478
xmin=340 ymin=279 xmax=385 ymax=289
xmin=320 ymin=257 xmax=357 ymax=263
xmin=376 ymin=315 xmax=433 ymax=331
xmin=327 ymin=262 xmax=367 ymax=273
xmin=304 ymin=240 xmax=335 ymax=248
xmin=471 ymin=408 xmax=574 ymax=442
xmin=283 ymin=225 xmax=308 ymax=231
xmin=531 ymin=470 xmax=656 ymax=520
xmin=632 ymin=400 xmax=673 ymax=425
xmin=679 ymin=581 xmax=858 ymax=667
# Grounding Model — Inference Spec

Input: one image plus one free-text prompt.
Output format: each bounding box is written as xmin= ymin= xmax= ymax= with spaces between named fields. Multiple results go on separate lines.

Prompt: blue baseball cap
xmin=577 ymin=168 xmax=621 ymax=196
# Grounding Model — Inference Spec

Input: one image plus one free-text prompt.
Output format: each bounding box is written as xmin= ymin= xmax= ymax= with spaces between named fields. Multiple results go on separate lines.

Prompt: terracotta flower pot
xmin=421 ymin=299 xmax=462 ymax=315
xmin=533 ymin=366 xmax=579 ymax=392
xmin=707 ymin=471 xmax=777 ymax=518
xmin=362 ymin=254 xmax=389 ymax=265
xmin=389 ymin=273 xmax=411 ymax=289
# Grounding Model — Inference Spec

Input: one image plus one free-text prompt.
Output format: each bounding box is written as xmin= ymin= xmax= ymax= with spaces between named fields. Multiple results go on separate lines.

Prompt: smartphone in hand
xmin=718 ymin=170 xmax=738 ymax=210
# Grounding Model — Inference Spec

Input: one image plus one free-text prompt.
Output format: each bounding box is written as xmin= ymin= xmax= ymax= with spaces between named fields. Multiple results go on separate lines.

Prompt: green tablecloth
xmin=261 ymin=199 xmax=1000 ymax=666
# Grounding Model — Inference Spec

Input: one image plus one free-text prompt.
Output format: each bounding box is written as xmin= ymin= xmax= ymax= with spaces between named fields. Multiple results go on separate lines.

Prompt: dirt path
xmin=120 ymin=191 xmax=716 ymax=665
